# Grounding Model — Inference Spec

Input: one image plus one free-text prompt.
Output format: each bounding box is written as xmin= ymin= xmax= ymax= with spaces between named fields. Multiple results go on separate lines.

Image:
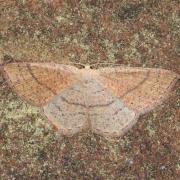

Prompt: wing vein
xmin=26 ymin=64 xmax=56 ymax=95
xmin=120 ymin=70 xmax=150 ymax=98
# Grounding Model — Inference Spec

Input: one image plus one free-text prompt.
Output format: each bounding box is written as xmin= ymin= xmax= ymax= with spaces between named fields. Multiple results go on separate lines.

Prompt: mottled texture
xmin=0 ymin=0 xmax=180 ymax=179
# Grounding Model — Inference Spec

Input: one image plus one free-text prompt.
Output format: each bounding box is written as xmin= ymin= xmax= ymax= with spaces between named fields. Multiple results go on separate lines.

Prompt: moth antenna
xmin=90 ymin=61 xmax=124 ymax=68
xmin=71 ymin=62 xmax=86 ymax=68
xmin=63 ymin=61 xmax=89 ymax=69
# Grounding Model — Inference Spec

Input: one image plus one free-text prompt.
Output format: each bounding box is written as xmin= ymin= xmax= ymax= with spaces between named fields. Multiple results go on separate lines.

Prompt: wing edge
xmin=0 ymin=62 xmax=80 ymax=107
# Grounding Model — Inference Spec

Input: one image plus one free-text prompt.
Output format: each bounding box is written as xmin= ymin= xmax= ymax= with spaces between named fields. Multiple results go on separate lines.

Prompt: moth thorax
xmin=85 ymin=65 xmax=91 ymax=69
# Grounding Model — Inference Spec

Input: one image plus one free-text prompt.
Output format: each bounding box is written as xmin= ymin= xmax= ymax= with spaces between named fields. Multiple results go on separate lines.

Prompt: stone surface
xmin=0 ymin=0 xmax=179 ymax=179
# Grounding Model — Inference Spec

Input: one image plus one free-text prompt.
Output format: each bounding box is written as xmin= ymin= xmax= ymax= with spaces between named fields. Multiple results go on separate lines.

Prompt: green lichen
xmin=0 ymin=0 xmax=179 ymax=179
xmin=169 ymin=12 xmax=180 ymax=39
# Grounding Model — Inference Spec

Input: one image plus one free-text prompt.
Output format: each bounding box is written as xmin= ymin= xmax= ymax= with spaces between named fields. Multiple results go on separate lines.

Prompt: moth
xmin=0 ymin=62 xmax=179 ymax=138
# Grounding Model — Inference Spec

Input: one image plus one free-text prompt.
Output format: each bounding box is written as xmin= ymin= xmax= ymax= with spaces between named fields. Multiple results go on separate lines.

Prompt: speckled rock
xmin=0 ymin=0 xmax=179 ymax=179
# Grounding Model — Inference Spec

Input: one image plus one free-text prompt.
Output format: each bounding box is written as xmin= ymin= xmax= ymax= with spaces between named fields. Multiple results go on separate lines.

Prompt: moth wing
xmin=0 ymin=62 xmax=79 ymax=106
xmin=43 ymin=83 xmax=89 ymax=136
xmin=98 ymin=67 xmax=179 ymax=115
xmin=87 ymin=85 xmax=137 ymax=138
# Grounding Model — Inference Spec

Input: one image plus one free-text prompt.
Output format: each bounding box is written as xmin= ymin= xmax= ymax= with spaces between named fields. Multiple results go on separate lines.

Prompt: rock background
xmin=0 ymin=0 xmax=179 ymax=179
